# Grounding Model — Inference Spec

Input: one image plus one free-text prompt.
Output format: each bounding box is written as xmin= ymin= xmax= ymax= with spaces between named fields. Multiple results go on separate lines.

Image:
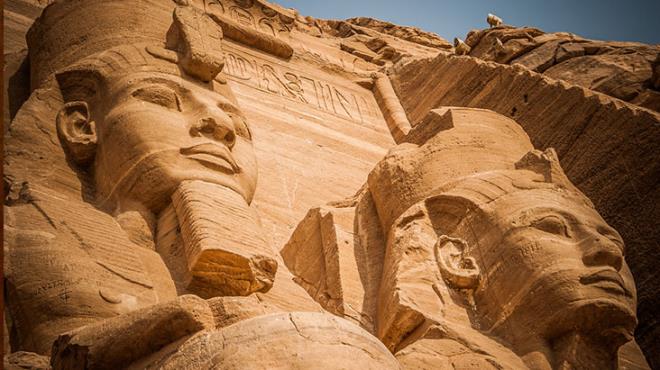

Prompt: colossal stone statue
xmin=35 ymin=0 xmax=275 ymax=298
xmin=284 ymin=107 xmax=645 ymax=369
xmin=3 ymin=0 xmax=653 ymax=369
xmin=4 ymin=0 xmax=399 ymax=368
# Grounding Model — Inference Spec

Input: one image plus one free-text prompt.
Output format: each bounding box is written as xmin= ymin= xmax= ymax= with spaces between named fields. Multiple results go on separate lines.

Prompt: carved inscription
xmin=206 ymin=0 xmax=225 ymax=16
xmin=230 ymin=6 xmax=255 ymax=28
xmin=224 ymin=48 xmax=381 ymax=124
xmin=209 ymin=0 xmax=291 ymax=40
xmin=258 ymin=18 xmax=277 ymax=37
xmin=33 ymin=278 xmax=83 ymax=297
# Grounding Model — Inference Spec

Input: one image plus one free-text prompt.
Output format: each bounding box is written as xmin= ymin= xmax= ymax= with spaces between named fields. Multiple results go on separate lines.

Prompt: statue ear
xmin=56 ymin=101 xmax=97 ymax=166
xmin=434 ymin=235 xmax=480 ymax=289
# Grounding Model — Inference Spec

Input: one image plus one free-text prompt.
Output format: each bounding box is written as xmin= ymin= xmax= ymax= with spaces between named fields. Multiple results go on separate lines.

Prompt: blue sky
xmin=273 ymin=0 xmax=660 ymax=45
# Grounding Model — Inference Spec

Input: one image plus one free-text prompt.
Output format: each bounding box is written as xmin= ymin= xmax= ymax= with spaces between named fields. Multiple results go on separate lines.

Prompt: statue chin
xmin=475 ymin=272 xmax=637 ymax=353
xmin=561 ymin=298 xmax=637 ymax=344
xmin=99 ymin=156 xmax=255 ymax=214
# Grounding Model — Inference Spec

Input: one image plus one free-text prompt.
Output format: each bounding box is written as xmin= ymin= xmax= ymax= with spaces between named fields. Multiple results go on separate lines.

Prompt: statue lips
xmin=580 ymin=269 xmax=632 ymax=297
xmin=180 ymin=143 xmax=239 ymax=173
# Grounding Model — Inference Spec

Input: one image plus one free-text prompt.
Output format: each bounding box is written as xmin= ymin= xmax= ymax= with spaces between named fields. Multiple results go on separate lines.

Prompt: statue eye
xmin=531 ymin=215 xmax=569 ymax=237
xmin=132 ymin=86 xmax=181 ymax=111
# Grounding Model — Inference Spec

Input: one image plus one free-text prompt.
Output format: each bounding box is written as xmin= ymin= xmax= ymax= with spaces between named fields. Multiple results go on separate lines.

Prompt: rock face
xmin=464 ymin=26 xmax=660 ymax=112
xmin=2 ymin=1 xmax=657 ymax=369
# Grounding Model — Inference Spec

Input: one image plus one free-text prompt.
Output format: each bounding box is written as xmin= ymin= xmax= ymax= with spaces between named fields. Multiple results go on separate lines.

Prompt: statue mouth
xmin=180 ymin=143 xmax=239 ymax=173
xmin=580 ymin=269 xmax=632 ymax=297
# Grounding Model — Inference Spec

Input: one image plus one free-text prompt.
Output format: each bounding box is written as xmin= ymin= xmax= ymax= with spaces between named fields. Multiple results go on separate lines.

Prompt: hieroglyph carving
xmin=204 ymin=0 xmax=295 ymax=58
xmin=207 ymin=0 xmax=294 ymax=39
xmin=3 ymin=0 xmax=651 ymax=369
xmin=223 ymin=46 xmax=382 ymax=124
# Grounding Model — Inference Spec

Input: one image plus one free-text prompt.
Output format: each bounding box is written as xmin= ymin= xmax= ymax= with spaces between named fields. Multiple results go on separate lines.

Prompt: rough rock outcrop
xmin=2 ymin=0 xmax=659 ymax=368
xmin=344 ymin=17 xmax=452 ymax=50
xmin=463 ymin=26 xmax=660 ymax=112
xmin=299 ymin=16 xmax=447 ymax=67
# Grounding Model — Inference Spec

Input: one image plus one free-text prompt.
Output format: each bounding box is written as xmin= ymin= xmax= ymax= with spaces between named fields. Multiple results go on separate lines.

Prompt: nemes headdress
xmin=27 ymin=0 xmax=227 ymax=91
xmin=367 ymin=107 xmax=593 ymax=234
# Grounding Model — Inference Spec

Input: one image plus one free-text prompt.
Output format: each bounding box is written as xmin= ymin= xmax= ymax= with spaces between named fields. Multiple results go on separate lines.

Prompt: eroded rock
xmin=467 ymin=26 xmax=660 ymax=112
xmin=2 ymin=0 xmax=657 ymax=368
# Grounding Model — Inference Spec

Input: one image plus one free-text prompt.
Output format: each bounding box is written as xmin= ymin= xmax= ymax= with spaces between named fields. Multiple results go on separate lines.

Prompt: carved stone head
xmin=28 ymin=1 xmax=258 ymax=213
xmin=4 ymin=3 xmax=275 ymax=337
xmin=369 ymin=107 xmax=637 ymax=367
xmin=425 ymin=164 xmax=636 ymax=344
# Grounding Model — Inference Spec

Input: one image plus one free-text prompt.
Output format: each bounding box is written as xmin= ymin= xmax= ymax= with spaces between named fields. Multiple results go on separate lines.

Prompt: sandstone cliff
xmin=3 ymin=1 xmax=659 ymax=368
xmin=463 ymin=26 xmax=660 ymax=112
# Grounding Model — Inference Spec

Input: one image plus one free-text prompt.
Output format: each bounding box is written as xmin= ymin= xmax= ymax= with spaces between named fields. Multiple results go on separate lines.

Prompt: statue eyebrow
xmin=549 ymin=209 xmax=577 ymax=224
xmin=518 ymin=207 xmax=575 ymax=223
xmin=524 ymin=208 xmax=624 ymax=247
xmin=134 ymin=77 xmax=186 ymax=93
xmin=598 ymin=225 xmax=621 ymax=237
xmin=128 ymin=76 xmax=245 ymax=118
xmin=508 ymin=207 xmax=577 ymax=233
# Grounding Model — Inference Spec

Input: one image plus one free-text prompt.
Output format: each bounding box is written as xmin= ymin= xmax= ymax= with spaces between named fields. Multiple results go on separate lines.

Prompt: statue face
xmin=471 ymin=189 xmax=637 ymax=341
xmin=92 ymin=71 xmax=258 ymax=211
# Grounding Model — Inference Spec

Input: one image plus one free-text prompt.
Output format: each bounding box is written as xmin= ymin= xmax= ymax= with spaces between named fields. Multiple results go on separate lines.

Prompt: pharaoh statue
xmin=283 ymin=107 xmax=645 ymax=369
xmin=4 ymin=0 xmax=399 ymax=368
xmin=3 ymin=0 xmax=649 ymax=369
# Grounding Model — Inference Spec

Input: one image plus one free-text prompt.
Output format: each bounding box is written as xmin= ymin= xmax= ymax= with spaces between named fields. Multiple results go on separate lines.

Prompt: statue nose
xmin=581 ymin=236 xmax=623 ymax=271
xmin=189 ymin=116 xmax=236 ymax=149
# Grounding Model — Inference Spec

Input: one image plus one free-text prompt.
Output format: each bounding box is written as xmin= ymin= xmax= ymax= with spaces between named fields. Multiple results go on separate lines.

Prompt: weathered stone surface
xmin=286 ymin=106 xmax=648 ymax=369
xmin=3 ymin=0 xmax=395 ymax=367
xmin=3 ymin=1 xmax=53 ymax=54
xmin=2 ymin=0 xmax=658 ymax=368
xmin=3 ymin=1 xmax=55 ymax=129
xmin=390 ymin=53 xmax=659 ymax=368
xmin=170 ymin=181 xmax=277 ymax=297
xmin=545 ymin=53 xmax=654 ymax=101
xmin=150 ymin=312 xmax=402 ymax=369
xmin=468 ymin=26 xmax=545 ymax=61
xmin=631 ymin=89 xmax=660 ymax=112
xmin=4 ymin=351 xmax=51 ymax=370
xmin=510 ymin=40 xmax=562 ymax=72
xmin=307 ymin=17 xmax=444 ymax=68
xmin=50 ymin=295 xmax=215 ymax=370
xmin=465 ymin=26 xmax=660 ymax=112
xmin=345 ymin=17 xmax=452 ymax=50
xmin=282 ymin=203 xmax=384 ymax=331
xmin=3 ymin=49 xmax=30 ymax=131
xmin=206 ymin=295 xmax=280 ymax=328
